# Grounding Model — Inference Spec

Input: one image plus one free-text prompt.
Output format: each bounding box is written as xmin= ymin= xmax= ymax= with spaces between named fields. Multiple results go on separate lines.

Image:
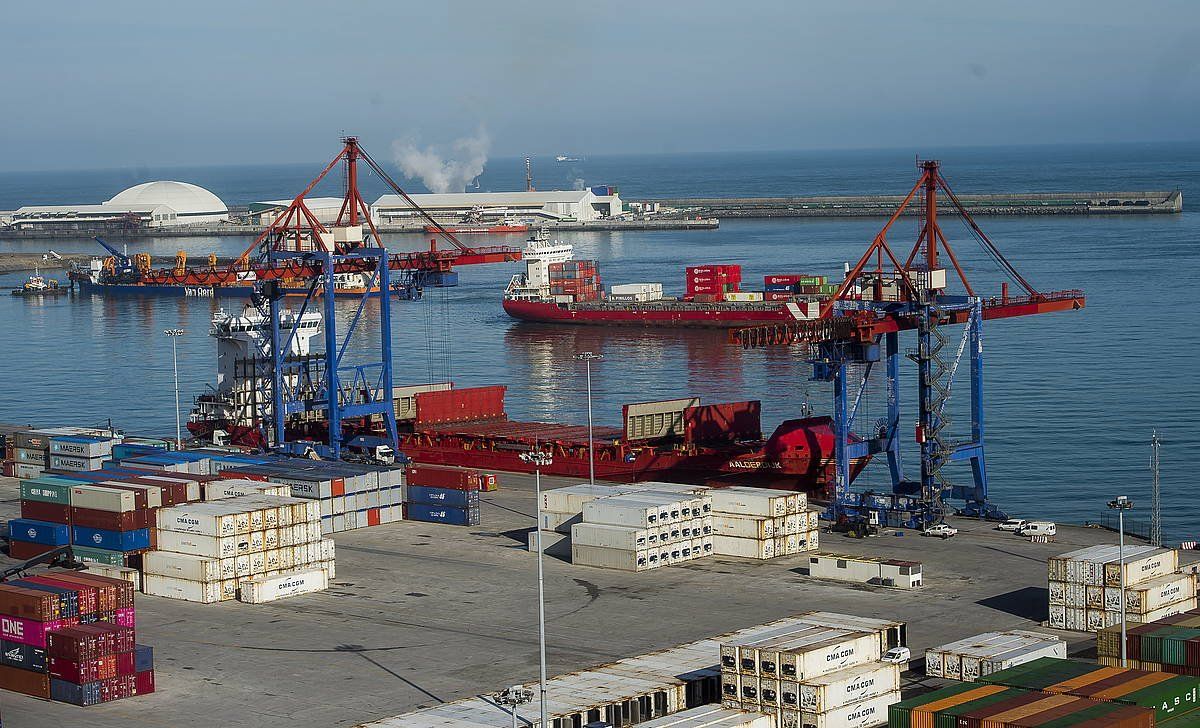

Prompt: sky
xmin=2 ymin=0 xmax=1199 ymax=171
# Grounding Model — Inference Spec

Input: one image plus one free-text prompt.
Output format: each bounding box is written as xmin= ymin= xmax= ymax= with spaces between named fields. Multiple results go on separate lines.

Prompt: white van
xmin=1018 ymin=521 xmax=1056 ymax=537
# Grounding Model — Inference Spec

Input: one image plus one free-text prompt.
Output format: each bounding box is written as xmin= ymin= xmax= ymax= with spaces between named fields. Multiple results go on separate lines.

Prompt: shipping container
xmin=1105 ymin=548 xmax=1182 ymax=588
xmin=71 ymin=526 xmax=150 ymax=553
xmin=6 ymin=518 xmax=71 ymax=546
xmin=414 ymin=385 xmax=506 ymax=426
xmin=924 ymin=630 xmax=1066 ymax=681
xmin=571 ymin=544 xmax=655 ymax=572
xmin=403 ymin=503 xmax=479 ymax=526
xmin=406 ymin=485 xmax=480 ymax=508
xmin=238 ymin=567 xmax=328 ymax=603
xmin=638 ymin=706 xmax=774 ymax=727
xmin=798 ymin=662 xmax=900 ymax=713
xmin=142 ymin=574 xmax=225 ymax=603
xmin=713 ymin=535 xmax=776 ymax=559
xmin=0 ymin=662 xmax=51 ymax=698
xmin=710 ymin=487 xmax=804 ymax=517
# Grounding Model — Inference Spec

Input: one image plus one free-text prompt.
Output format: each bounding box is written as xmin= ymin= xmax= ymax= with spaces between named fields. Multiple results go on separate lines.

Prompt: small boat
xmin=11 ymin=267 xmax=69 ymax=297
xmin=555 ymin=155 xmax=581 ymax=163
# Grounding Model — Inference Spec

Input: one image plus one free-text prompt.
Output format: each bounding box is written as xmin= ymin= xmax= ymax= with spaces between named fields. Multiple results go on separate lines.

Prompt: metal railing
xmin=1092 ymin=511 xmax=1153 ymax=542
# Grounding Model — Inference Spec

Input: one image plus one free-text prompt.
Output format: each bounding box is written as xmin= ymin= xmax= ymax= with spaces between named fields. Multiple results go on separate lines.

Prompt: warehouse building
xmin=7 ymin=181 xmax=229 ymax=230
xmin=372 ymin=188 xmax=624 ymax=225
xmin=247 ymin=197 xmax=348 ymax=226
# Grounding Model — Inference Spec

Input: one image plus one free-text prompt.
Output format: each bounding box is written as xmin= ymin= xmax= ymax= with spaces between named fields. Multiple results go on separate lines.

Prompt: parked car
xmin=1018 ymin=521 xmax=1057 ymax=537
xmin=881 ymin=646 xmax=912 ymax=664
xmin=997 ymin=519 xmax=1028 ymax=532
xmin=922 ymin=524 xmax=959 ymax=539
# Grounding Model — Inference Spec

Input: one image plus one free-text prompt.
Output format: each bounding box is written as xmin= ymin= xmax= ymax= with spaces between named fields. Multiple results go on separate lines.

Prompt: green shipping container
xmin=71 ymin=545 xmax=126 ymax=566
xmin=19 ymin=479 xmax=72 ymax=505
xmin=982 ymin=656 xmax=1200 ymax=723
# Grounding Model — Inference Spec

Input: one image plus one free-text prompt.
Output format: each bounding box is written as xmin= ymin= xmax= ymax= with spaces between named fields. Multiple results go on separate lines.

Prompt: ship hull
xmin=71 ymin=272 xmax=383 ymax=298
xmin=503 ymin=298 xmax=801 ymax=328
xmin=425 ymin=224 xmax=528 ymax=234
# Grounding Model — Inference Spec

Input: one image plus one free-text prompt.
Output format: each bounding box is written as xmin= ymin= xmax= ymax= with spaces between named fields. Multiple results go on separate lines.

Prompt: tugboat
xmin=11 ymin=267 xmax=68 ymax=297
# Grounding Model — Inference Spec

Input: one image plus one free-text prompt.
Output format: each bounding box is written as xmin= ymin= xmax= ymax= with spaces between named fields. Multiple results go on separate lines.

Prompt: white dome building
xmin=8 ymin=180 xmax=228 ymax=230
xmin=106 ymin=181 xmax=228 ymax=225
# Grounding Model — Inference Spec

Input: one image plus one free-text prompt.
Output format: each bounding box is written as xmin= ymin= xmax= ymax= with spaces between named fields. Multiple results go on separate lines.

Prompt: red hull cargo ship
xmin=502 ymin=232 xmax=835 ymax=328
xmin=391 ymin=384 xmax=868 ymax=496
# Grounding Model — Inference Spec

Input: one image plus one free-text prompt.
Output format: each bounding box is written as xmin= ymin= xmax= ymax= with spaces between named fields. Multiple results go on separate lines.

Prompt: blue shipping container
xmin=404 ymin=503 xmax=480 ymax=526
xmin=406 ymin=486 xmax=480 ymax=508
xmin=50 ymin=678 xmax=102 ymax=706
xmin=7 ymin=518 xmax=71 ymax=546
xmin=72 ymin=526 xmax=151 ymax=552
xmin=0 ymin=639 xmax=47 ymax=672
xmin=764 ymin=283 xmax=796 ymax=292
xmin=112 ymin=443 xmax=167 ymax=460
xmin=134 ymin=644 xmax=154 ymax=672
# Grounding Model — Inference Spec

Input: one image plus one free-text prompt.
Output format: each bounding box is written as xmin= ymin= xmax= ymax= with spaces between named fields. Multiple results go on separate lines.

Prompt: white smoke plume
xmin=392 ymin=127 xmax=490 ymax=193
xmin=572 ymin=177 xmax=586 ymax=191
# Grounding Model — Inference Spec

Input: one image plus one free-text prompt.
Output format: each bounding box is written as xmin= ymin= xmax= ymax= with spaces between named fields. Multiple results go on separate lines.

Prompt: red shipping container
xmin=367 ymin=508 xmax=381 ymax=527
xmin=414 ymin=385 xmax=506 ymax=426
xmin=406 ymin=465 xmax=482 ymax=491
xmin=50 ymin=654 xmax=119 ymax=682
xmin=24 ymin=576 xmax=98 ymax=615
xmin=100 ymin=673 xmax=136 ymax=702
xmin=7 ymin=540 xmax=57 ymax=561
xmin=20 ymin=499 xmax=71 ymax=524
xmin=0 ymin=584 xmax=60 ymax=621
xmin=684 ymin=401 xmax=763 ymax=444
xmin=115 ymin=649 xmax=136 ymax=676
xmin=47 ymin=573 xmax=132 ymax=611
xmin=70 ymin=506 xmax=153 ymax=531
xmin=764 ymin=274 xmax=810 ymax=285
xmin=134 ymin=669 xmax=155 ymax=695
xmin=0 ymin=663 xmax=51 ymax=698
xmin=114 ymin=607 xmax=135 ymax=629
xmin=765 ymin=292 xmax=793 ymax=301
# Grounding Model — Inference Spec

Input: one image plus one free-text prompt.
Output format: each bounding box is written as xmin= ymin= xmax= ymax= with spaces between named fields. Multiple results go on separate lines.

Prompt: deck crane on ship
xmin=730 ymin=160 xmax=1085 ymax=529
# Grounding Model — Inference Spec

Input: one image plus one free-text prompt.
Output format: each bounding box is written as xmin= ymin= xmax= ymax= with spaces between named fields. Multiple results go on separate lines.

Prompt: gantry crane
xmin=731 ymin=160 xmax=1085 ymax=528
xmin=222 ymin=136 xmax=519 ymax=459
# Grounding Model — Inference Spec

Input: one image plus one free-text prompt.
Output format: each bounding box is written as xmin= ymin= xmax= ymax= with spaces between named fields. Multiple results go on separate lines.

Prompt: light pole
xmin=574 ymin=352 xmax=602 ymax=486
xmin=164 ymin=329 xmax=185 ymax=448
xmin=519 ymin=449 xmax=553 ymax=728
xmin=1108 ymin=495 xmax=1134 ymax=667
xmin=493 ymin=684 xmax=534 ymax=728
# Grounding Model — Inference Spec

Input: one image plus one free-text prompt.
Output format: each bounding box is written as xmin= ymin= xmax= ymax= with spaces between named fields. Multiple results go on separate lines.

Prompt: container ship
xmin=68 ymin=239 xmax=396 ymax=298
xmin=184 ymin=308 xmax=867 ymax=495
xmin=503 ymin=231 xmax=838 ymax=328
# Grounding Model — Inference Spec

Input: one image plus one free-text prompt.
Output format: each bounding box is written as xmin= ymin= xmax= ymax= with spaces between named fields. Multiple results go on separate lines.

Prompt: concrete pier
xmin=634 ymin=190 xmax=1182 ymax=218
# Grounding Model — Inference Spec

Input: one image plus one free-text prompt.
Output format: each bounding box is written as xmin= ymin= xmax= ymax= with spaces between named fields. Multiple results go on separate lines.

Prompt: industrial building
xmin=372 ymin=188 xmax=624 ymax=225
xmin=6 ymin=181 xmax=229 ymax=230
xmin=247 ymin=197 xmax=346 ymax=226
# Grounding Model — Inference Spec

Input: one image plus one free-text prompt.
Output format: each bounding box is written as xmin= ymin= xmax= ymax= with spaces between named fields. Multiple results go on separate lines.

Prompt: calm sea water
xmin=1 ymin=143 xmax=1196 ymax=539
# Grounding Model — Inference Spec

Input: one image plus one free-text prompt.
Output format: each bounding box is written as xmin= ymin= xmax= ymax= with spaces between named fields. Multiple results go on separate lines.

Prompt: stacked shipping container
xmin=142 ymin=494 xmax=333 ymax=603
xmin=687 ymin=265 xmax=741 ymax=302
xmin=1048 ymin=545 xmax=1193 ymax=631
xmin=720 ymin=613 xmax=907 ymax=728
xmin=549 ymin=259 xmax=601 ymax=303
xmin=571 ymin=485 xmax=714 ymax=571
xmin=1097 ymin=607 xmax=1200 ymax=675
xmin=924 ymin=631 xmax=1066 ymax=682
xmin=709 ymin=487 xmax=818 ymax=560
xmin=402 ymin=465 xmax=490 ymax=526
xmin=0 ymin=571 xmax=153 ymax=705
xmin=376 ymin=612 xmax=900 ymax=728
xmin=980 ymin=656 xmax=1200 ymax=725
xmin=887 ymin=682 xmax=1155 ymax=728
